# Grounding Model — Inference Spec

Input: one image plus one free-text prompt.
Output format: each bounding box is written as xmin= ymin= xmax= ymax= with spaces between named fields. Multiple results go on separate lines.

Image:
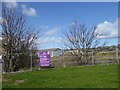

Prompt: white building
xmin=39 ymin=48 xmax=63 ymax=57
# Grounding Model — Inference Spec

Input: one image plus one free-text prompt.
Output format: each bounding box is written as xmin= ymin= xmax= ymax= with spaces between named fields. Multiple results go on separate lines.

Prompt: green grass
xmin=3 ymin=64 xmax=118 ymax=88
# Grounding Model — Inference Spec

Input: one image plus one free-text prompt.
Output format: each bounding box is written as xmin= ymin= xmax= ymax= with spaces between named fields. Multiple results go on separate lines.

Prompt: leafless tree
xmin=63 ymin=20 xmax=106 ymax=65
xmin=1 ymin=3 xmax=39 ymax=72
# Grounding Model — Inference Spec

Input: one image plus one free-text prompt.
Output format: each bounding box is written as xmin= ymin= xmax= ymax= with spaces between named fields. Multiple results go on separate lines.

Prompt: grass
xmin=2 ymin=64 xmax=118 ymax=88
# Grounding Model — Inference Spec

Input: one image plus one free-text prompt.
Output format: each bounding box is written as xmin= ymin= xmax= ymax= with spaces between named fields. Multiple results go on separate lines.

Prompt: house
xmin=38 ymin=48 xmax=63 ymax=57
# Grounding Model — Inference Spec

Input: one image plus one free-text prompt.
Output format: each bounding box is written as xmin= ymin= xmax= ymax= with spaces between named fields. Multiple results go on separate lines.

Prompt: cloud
xmin=36 ymin=37 xmax=62 ymax=44
xmin=95 ymin=19 xmax=118 ymax=38
xmin=0 ymin=17 xmax=3 ymax=24
xmin=45 ymin=27 xmax=60 ymax=36
xmin=0 ymin=37 xmax=2 ymax=40
xmin=35 ymin=26 xmax=62 ymax=48
xmin=21 ymin=4 xmax=37 ymax=17
xmin=3 ymin=0 xmax=18 ymax=8
xmin=0 ymin=17 xmax=7 ymax=24
xmin=39 ymin=26 xmax=49 ymax=30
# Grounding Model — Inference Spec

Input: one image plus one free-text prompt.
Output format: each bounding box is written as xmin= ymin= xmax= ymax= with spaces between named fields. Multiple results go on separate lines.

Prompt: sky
xmin=0 ymin=2 xmax=119 ymax=49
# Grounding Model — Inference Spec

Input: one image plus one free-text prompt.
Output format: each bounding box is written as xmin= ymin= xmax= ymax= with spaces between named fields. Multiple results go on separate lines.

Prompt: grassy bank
xmin=3 ymin=64 xmax=118 ymax=88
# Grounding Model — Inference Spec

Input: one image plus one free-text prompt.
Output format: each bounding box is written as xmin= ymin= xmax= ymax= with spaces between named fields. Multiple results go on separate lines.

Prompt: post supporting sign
xmin=39 ymin=51 xmax=50 ymax=67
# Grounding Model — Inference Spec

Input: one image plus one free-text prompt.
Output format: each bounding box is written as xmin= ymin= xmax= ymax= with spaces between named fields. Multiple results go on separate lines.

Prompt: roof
xmin=38 ymin=48 xmax=61 ymax=52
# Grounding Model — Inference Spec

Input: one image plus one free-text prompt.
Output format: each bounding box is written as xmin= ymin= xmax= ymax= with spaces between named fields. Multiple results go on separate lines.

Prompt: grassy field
xmin=94 ymin=51 xmax=116 ymax=60
xmin=2 ymin=64 xmax=118 ymax=88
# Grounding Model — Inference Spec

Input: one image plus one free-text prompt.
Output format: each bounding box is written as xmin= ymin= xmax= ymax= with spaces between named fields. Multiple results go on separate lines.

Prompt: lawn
xmin=2 ymin=64 xmax=118 ymax=88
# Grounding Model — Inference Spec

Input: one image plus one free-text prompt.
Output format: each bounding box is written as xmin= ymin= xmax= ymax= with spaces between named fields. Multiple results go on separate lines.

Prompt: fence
xmin=1 ymin=52 xmax=39 ymax=72
xmin=1 ymin=48 xmax=120 ymax=72
xmin=50 ymin=48 xmax=120 ymax=68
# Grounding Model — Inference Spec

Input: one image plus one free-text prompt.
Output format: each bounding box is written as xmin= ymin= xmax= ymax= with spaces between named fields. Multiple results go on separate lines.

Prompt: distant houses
xmin=38 ymin=48 xmax=63 ymax=57
xmin=37 ymin=48 xmax=83 ymax=57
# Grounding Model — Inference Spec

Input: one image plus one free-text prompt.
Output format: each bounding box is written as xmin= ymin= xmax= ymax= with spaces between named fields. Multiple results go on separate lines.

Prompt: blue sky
xmin=0 ymin=2 xmax=118 ymax=49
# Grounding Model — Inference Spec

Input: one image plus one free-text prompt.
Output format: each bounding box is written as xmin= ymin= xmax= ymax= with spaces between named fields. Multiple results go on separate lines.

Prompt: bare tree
xmin=63 ymin=20 xmax=106 ymax=65
xmin=1 ymin=3 xmax=39 ymax=72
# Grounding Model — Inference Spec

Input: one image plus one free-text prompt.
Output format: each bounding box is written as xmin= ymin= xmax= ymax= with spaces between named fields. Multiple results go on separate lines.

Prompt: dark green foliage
xmin=97 ymin=45 xmax=118 ymax=51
